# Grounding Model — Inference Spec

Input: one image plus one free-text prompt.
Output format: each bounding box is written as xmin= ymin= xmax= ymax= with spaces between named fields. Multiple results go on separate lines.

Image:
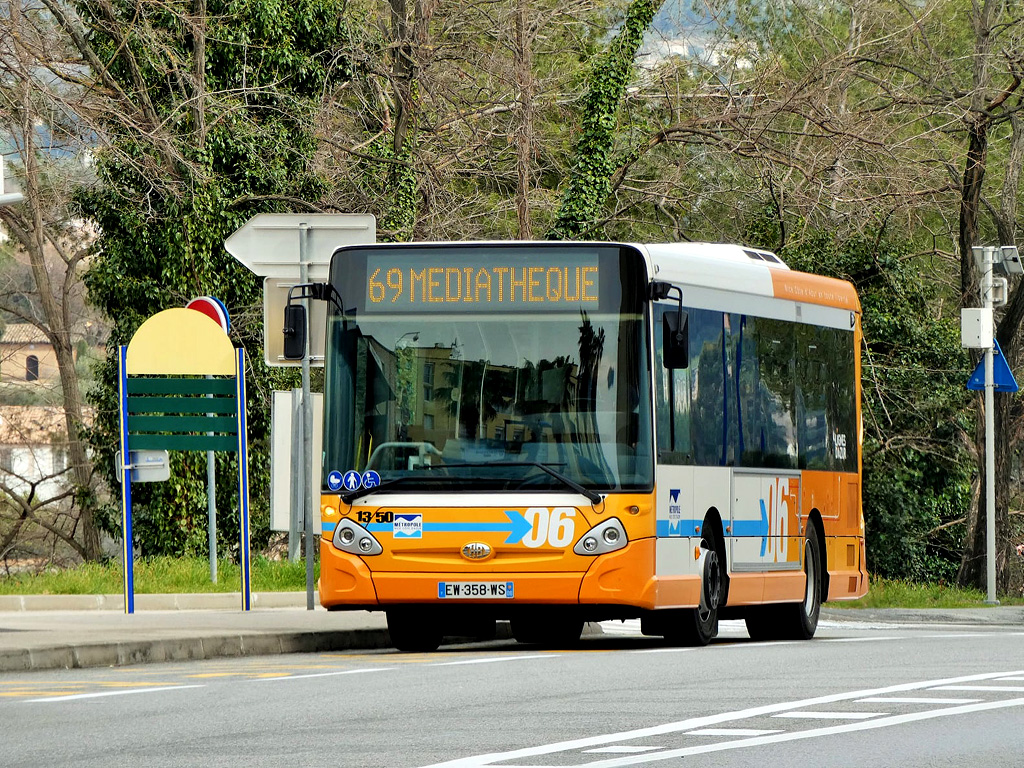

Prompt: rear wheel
xmin=387 ymin=609 xmax=443 ymax=652
xmin=745 ymin=519 xmax=822 ymax=641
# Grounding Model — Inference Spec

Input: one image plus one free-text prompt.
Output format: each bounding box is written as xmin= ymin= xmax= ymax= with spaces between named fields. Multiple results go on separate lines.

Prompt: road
xmin=1 ymin=618 xmax=1022 ymax=767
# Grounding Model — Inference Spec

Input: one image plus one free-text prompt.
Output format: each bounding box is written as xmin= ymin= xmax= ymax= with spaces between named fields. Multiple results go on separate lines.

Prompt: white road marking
xmin=822 ymin=636 xmax=901 ymax=643
xmin=931 ymin=685 xmax=1024 ymax=692
xmin=772 ymin=711 xmax=887 ymax=720
xmin=583 ymin=747 xmax=662 ymax=754
xmin=27 ymin=685 xmax=205 ymax=703
xmin=413 ymin=670 xmax=1024 ymax=768
xmin=997 ymin=676 xmax=1024 ymax=681
xmin=252 ymin=667 xmax=395 ymax=681
xmin=430 ymin=655 xmax=554 ymax=667
xmin=686 ymin=729 xmax=782 ymax=736
xmin=856 ymin=697 xmax=981 ymax=704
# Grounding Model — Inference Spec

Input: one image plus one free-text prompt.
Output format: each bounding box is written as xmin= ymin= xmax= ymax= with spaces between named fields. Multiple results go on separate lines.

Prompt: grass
xmin=0 ymin=556 xmax=317 ymax=595
xmin=826 ymin=576 xmax=1024 ymax=609
xmin=2 ymin=561 xmax=1021 ymax=606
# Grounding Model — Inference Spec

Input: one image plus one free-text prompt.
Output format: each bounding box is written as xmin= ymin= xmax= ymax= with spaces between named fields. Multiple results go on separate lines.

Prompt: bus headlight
xmin=574 ymin=518 xmax=627 ymax=556
xmin=332 ymin=518 xmax=382 ymax=556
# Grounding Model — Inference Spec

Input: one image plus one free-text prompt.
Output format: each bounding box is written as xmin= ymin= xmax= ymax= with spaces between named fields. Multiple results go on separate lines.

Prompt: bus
xmin=308 ymin=241 xmax=868 ymax=651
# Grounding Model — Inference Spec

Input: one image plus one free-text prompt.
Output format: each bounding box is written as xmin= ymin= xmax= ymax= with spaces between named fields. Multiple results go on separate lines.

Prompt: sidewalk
xmin=1 ymin=594 xmax=1021 ymax=674
xmin=0 ymin=593 xmax=392 ymax=673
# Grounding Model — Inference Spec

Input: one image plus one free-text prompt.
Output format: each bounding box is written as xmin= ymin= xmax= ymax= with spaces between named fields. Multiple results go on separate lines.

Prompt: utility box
xmin=961 ymin=307 xmax=994 ymax=349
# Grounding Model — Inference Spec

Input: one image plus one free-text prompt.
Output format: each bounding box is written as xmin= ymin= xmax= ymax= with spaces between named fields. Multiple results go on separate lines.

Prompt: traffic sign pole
xmin=300 ymin=224 xmax=315 ymax=611
xmin=982 ymin=247 xmax=997 ymax=605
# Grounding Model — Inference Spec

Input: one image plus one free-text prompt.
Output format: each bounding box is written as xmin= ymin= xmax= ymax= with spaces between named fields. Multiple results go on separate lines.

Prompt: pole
xmin=206 ymin=377 xmax=217 ymax=583
xmin=982 ymin=246 xmax=998 ymax=605
xmin=300 ymin=223 xmax=315 ymax=610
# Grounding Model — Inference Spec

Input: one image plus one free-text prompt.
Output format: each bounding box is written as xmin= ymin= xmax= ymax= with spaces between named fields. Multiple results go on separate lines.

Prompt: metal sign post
xmin=965 ymin=245 xmax=1021 ymax=605
xmin=225 ymin=213 xmax=375 ymax=609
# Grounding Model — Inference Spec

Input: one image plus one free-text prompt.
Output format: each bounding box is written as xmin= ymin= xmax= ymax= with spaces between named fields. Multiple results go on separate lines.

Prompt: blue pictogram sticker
xmin=326 ymin=470 xmax=344 ymax=492
xmin=342 ymin=470 xmax=362 ymax=492
xmin=362 ymin=470 xmax=381 ymax=489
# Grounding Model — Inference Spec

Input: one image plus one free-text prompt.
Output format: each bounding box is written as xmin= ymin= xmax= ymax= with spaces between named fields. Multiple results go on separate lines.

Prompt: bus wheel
xmin=665 ymin=601 xmax=719 ymax=647
xmin=511 ymin=614 xmax=584 ymax=647
xmin=745 ymin=520 xmax=822 ymax=641
xmin=387 ymin=609 xmax=443 ymax=652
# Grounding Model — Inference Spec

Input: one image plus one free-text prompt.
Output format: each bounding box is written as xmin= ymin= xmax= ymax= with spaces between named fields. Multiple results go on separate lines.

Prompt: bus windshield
xmin=321 ymin=244 xmax=653 ymax=494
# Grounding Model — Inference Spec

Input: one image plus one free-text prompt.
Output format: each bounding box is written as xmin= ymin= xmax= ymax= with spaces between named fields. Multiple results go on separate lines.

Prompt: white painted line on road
xmin=630 ymin=648 xmax=696 ymax=655
xmin=429 ymin=655 xmax=554 ymax=667
xmin=252 ymin=667 xmax=396 ymax=681
xmin=583 ymin=746 xmax=662 ymax=754
xmin=413 ymin=669 xmax=1024 ymax=768
xmin=997 ymin=676 xmax=1024 ymax=681
xmin=27 ymin=685 xmax=205 ymax=703
xmin=930 ymin=685 xmax=1024 ymax=692
xmin=855 ymin=697 xmax=981 ymax=704
xmin=772 ymin=711 xmax=887 ymax=720
xmin=821 ymin=636 xmax=900 ymax=643
xmin=685 ymin=729 xmax=782 ymax=736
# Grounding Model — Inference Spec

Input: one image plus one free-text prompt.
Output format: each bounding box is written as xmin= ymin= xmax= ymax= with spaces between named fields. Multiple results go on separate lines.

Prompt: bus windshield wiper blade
xmin=340 ymin=476 xmax=418 ymax=504
xmin=453 ymin=461 xmax=602 ymax=505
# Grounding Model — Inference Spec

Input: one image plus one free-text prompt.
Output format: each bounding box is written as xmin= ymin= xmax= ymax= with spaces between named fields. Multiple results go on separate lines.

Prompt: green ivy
xmin=548 ymin=0 xmax=663 ymax=240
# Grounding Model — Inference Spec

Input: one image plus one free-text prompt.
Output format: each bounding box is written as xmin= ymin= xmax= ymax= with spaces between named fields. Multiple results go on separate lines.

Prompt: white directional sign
xmin=224 ymin=213 xmax=375 ymax=279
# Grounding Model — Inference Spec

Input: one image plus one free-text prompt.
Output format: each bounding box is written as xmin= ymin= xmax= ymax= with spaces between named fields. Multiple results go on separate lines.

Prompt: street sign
xmin=115 ymin=450 xmax=170 ymax=483
xmin=223 ymin=213 xmax=375 ymax=280
xmin=968 ymin=338 xmax=1019 ymax=392
xmin=186 ymin=296 xmax=230 ymax=333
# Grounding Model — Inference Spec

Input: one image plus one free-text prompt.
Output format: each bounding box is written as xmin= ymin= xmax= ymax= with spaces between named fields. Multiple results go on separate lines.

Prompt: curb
xmin=0 ymin=628 xmax=394 ymax=673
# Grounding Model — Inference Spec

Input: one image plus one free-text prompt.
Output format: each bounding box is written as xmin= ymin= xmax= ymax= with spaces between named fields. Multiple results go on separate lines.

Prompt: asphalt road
xmin=1 ymin=618 xmax=1022 ymax=767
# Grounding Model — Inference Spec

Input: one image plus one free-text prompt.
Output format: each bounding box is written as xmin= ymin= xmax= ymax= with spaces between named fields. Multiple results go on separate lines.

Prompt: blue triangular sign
xmin=967 ymin=339 xmax=1019 ymax=392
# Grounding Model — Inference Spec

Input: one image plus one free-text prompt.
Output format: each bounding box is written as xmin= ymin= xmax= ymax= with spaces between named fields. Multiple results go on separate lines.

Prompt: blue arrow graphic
xmin=368 ymin=510 xmax=533 ymax=544
xmin=730 ymin=501 xmax=772 ymax=556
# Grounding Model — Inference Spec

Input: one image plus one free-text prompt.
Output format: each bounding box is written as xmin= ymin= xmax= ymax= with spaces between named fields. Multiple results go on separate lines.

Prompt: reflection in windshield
xmin=323 ymin=309 xmax=652 ymax=493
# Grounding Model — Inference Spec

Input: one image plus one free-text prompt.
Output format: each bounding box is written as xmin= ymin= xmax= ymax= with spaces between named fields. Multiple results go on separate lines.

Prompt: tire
xmin=662 ymin=525 xmax=721 ymax=647
xmin=387 ymin=609 xmax=443 ymax=652
xmin=745 ymin=519 xmax=822 ymax=641
xmin=511 ymin=613 xmax=584 ymax=647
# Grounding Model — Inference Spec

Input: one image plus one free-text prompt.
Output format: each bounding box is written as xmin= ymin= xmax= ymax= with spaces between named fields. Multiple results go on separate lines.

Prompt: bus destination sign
xmin=364 ymin=252 xmax=599 ymax=311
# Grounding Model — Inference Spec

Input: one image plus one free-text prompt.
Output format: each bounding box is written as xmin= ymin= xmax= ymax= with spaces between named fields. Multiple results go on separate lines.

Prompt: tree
xmin=0 ymin=1 xmax=105 ymax=561
xmin=50 ymin=0 xmax=353 ymax=556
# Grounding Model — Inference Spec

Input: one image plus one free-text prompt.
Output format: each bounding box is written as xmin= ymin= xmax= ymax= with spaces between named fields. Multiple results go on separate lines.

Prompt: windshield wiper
xmin=338 ymin=462 xmax=603 ymax=505
xmin=451 ymin=461 xmax=603 ymax=505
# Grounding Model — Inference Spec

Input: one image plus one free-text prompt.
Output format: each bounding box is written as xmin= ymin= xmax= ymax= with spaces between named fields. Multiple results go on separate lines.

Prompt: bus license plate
xmin=438 ymin=581 xmax=515 ymax=599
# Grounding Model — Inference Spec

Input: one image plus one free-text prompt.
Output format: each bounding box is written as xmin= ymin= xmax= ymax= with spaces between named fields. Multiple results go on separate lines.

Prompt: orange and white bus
xmin=312 ymin=241 xmax=867 ymax=651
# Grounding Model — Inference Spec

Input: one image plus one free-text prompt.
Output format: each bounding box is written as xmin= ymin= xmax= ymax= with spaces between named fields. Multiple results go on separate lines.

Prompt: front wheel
xmin=745 ymin=520 xmax=822 ymax=641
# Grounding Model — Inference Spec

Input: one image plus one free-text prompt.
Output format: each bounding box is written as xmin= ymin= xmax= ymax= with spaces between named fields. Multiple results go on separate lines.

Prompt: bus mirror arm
xmin=650 ymin=281 xmax=689 ymax=369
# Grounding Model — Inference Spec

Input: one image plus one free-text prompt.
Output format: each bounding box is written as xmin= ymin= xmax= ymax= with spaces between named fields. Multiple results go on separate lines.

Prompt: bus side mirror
xmin=663 ymin=310 xmax=689 ymax=369
xmin=283 ymin=303 xmax=307 ymax=360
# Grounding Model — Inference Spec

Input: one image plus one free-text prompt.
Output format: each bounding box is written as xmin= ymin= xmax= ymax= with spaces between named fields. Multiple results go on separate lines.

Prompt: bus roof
xmin=638 ymin=242 xmax=861 ymax=314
